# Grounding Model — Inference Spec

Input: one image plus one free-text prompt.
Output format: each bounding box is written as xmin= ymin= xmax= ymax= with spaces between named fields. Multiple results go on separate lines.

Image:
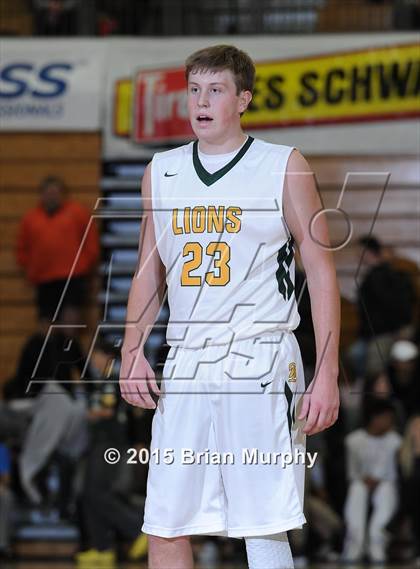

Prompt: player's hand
xmin=119 ymin=348 xmax=161 ymax=409
xmin=297 ymin=372 xmax=339 ymax=436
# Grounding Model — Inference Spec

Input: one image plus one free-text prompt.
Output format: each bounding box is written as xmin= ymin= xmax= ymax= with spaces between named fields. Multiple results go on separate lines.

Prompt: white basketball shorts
xmin=141 ymin=331 xmax=307 ymax=538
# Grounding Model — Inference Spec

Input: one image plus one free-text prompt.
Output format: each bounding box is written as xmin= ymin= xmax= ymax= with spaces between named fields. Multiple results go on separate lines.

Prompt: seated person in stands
xmin=400 ymin=415 xmax=420 ymax=565
xmin=342 ymin=399 xmax=402 ymax=563
xmin=387 ymin=339 xmax=420 ymax=422
xmin=6 ymin=305 xmax=94 ymax=515
xmin=3 ymin=304 xmax=90 ymax=400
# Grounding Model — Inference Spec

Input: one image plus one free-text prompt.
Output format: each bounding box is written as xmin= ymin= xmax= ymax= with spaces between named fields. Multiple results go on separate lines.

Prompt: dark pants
xmin=82 ymin=444 xmax=142 ymax=551
xmin=36 ymin=275 xmax=87 ymax=320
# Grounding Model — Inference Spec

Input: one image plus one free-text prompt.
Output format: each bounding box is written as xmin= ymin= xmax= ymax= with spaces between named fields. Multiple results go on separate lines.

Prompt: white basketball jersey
xmin=150 ymin=136 xmax=301 ymax=349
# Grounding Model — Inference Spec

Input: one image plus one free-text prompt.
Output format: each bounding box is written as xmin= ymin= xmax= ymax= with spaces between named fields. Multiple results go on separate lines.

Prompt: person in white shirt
xmin=342 ymin=399 xmax=402 ymax=563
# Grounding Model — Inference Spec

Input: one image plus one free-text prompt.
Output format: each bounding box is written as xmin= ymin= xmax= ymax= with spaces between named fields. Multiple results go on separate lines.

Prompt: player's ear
xmin=238 ymin=90 xmax=252 ymax=115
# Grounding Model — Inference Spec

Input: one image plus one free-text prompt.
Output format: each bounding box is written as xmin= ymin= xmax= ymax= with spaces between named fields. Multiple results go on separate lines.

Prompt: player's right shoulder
xmin=152 ymin=141 xmax=192 ymax=162
xmin=151 ymin=142 xmax=193 ymax=177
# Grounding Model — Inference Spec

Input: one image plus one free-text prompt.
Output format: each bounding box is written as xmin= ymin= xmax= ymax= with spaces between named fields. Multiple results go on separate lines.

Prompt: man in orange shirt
xmin=16 ymin=176 xmax=99 ymax=322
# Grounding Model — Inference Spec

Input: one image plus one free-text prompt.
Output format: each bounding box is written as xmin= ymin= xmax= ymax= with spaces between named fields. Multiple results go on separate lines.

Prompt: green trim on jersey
xmin=276 ymin=236 xmax=295 ymax=301
xmin=285 ymin=382 xmax=296 ymax=440
xmin=193 ymin=136 xmax=255 ymax=187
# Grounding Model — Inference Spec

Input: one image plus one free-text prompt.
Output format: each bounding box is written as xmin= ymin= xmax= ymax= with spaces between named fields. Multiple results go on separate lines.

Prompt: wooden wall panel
xmin=332 ymin=245 xmax=420 ymax=269
xmin=2 ymin=220 xmax=19 ymax=249
xmin=0 ymin=334 xmax=29 ymax=372
xmin=0 ymin=306 xmax=37 ymax=334
xmin=0 ymin=276 xmax=34 ymax=303
xmin=321 ymin=188 xmax=419 ymax=217
xmin=0 ymin=0 xmax=34 ymax=35
xmin=0 ymin=161 xmax=100 ymax=188
xmin=0 ymin=133 xmax=101 ymax=160
xmin=0 ymin=249 xmax=19 ymax=275
xmin=326 ymin=217 xmax=418 ymax=243
xmin=308 ymin=156 xmax=420 ymax=188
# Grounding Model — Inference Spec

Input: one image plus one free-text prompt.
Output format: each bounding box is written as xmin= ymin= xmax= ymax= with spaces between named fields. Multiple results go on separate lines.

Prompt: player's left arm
xmin=283 ymin=149 xmax=340 ymax=435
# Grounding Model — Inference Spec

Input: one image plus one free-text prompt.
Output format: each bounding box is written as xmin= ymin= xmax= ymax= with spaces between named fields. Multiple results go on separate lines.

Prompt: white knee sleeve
xmin=245 ymin=532 xmax=294 ymax=569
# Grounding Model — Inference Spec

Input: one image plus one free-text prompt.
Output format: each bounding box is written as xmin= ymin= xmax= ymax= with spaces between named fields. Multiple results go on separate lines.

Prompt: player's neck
xmin=197 ymin=131 xmax=248 ymax=155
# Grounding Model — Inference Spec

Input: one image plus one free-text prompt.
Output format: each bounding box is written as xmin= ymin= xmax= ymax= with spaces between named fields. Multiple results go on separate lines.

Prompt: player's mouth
xmin=196 ymin=114 xmax=213 ymax=123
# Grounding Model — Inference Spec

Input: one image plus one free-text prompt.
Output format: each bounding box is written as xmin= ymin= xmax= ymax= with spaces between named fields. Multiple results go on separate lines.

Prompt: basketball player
xmin=119 ymin=45 xmax=340 ymax=569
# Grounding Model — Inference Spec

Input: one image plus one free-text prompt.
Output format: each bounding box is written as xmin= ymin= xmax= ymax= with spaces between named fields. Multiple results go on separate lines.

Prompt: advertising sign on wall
xmin=0 ymin=35 xmax=418 ymax=154
xmin=0 ymin=39 xmax=104 ymax=131
xmin=112 ymin=42 xmax=419 ymax=144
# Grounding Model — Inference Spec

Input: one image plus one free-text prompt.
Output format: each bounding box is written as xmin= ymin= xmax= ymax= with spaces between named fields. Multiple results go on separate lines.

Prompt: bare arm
xmin=283 ymin=149 xmax=340 ymax=435
xmin=120 ymin=162 xmax=167 ymax=408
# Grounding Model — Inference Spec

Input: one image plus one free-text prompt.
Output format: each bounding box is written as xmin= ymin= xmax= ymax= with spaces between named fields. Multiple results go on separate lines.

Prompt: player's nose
xmin=197 ymin=91 xmax=209 ymax=107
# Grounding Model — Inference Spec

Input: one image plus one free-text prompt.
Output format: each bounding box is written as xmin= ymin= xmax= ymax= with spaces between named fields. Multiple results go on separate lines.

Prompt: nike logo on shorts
xmin=164 ymin=172 xmax=178 ymax=177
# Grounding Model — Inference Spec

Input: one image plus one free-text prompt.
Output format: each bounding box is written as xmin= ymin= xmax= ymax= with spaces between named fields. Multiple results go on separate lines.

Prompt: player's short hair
xmin=185 ymin=44 xmax=255 ymax=95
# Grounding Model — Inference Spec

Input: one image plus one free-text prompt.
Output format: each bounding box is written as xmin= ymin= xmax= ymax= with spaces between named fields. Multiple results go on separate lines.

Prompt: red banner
xmin=133 ymin=67 xmax=193 ymax=143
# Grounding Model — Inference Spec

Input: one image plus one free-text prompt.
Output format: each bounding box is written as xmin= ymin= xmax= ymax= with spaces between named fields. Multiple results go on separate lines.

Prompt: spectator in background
xmin=0 ymin=442 xmax=14 ymax=561
xmin=383 ymin=244 xmax=419 ymax=294
xmin=362 ymin=370 xmax=406 ymax=432
xmin=95 ymin=0 xmax=146 ymax=35
xmin=347 ymin=235 xmax=416 ymax=379
xmin=339 ymin=360 xmax=365 ymax=435
xmin=387 ymin=339 xmax=420 ymax=422
xmin=3 ymin=305 xmax=89 ymax=401
xmin=342 ymin=399 xmax=402 ymax=563
xmin=15 ymin=176 xmax=99 ymax=324
xmin=33 ymin=0 xmax=79 ymax=35
xmin=383 ymin=243 xmax=420 ymax=330
xmin=8 ymin=305 xmax=94 ymax=515
xmin=400 ymin=415 xmax=420 ymax=564
xmin=97 ymin=7 xmax=120 ymax=35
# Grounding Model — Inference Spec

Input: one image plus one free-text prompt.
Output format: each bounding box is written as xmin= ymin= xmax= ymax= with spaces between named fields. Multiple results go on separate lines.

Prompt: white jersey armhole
xmin=281 ymin=146 xmax=299 ymax=242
